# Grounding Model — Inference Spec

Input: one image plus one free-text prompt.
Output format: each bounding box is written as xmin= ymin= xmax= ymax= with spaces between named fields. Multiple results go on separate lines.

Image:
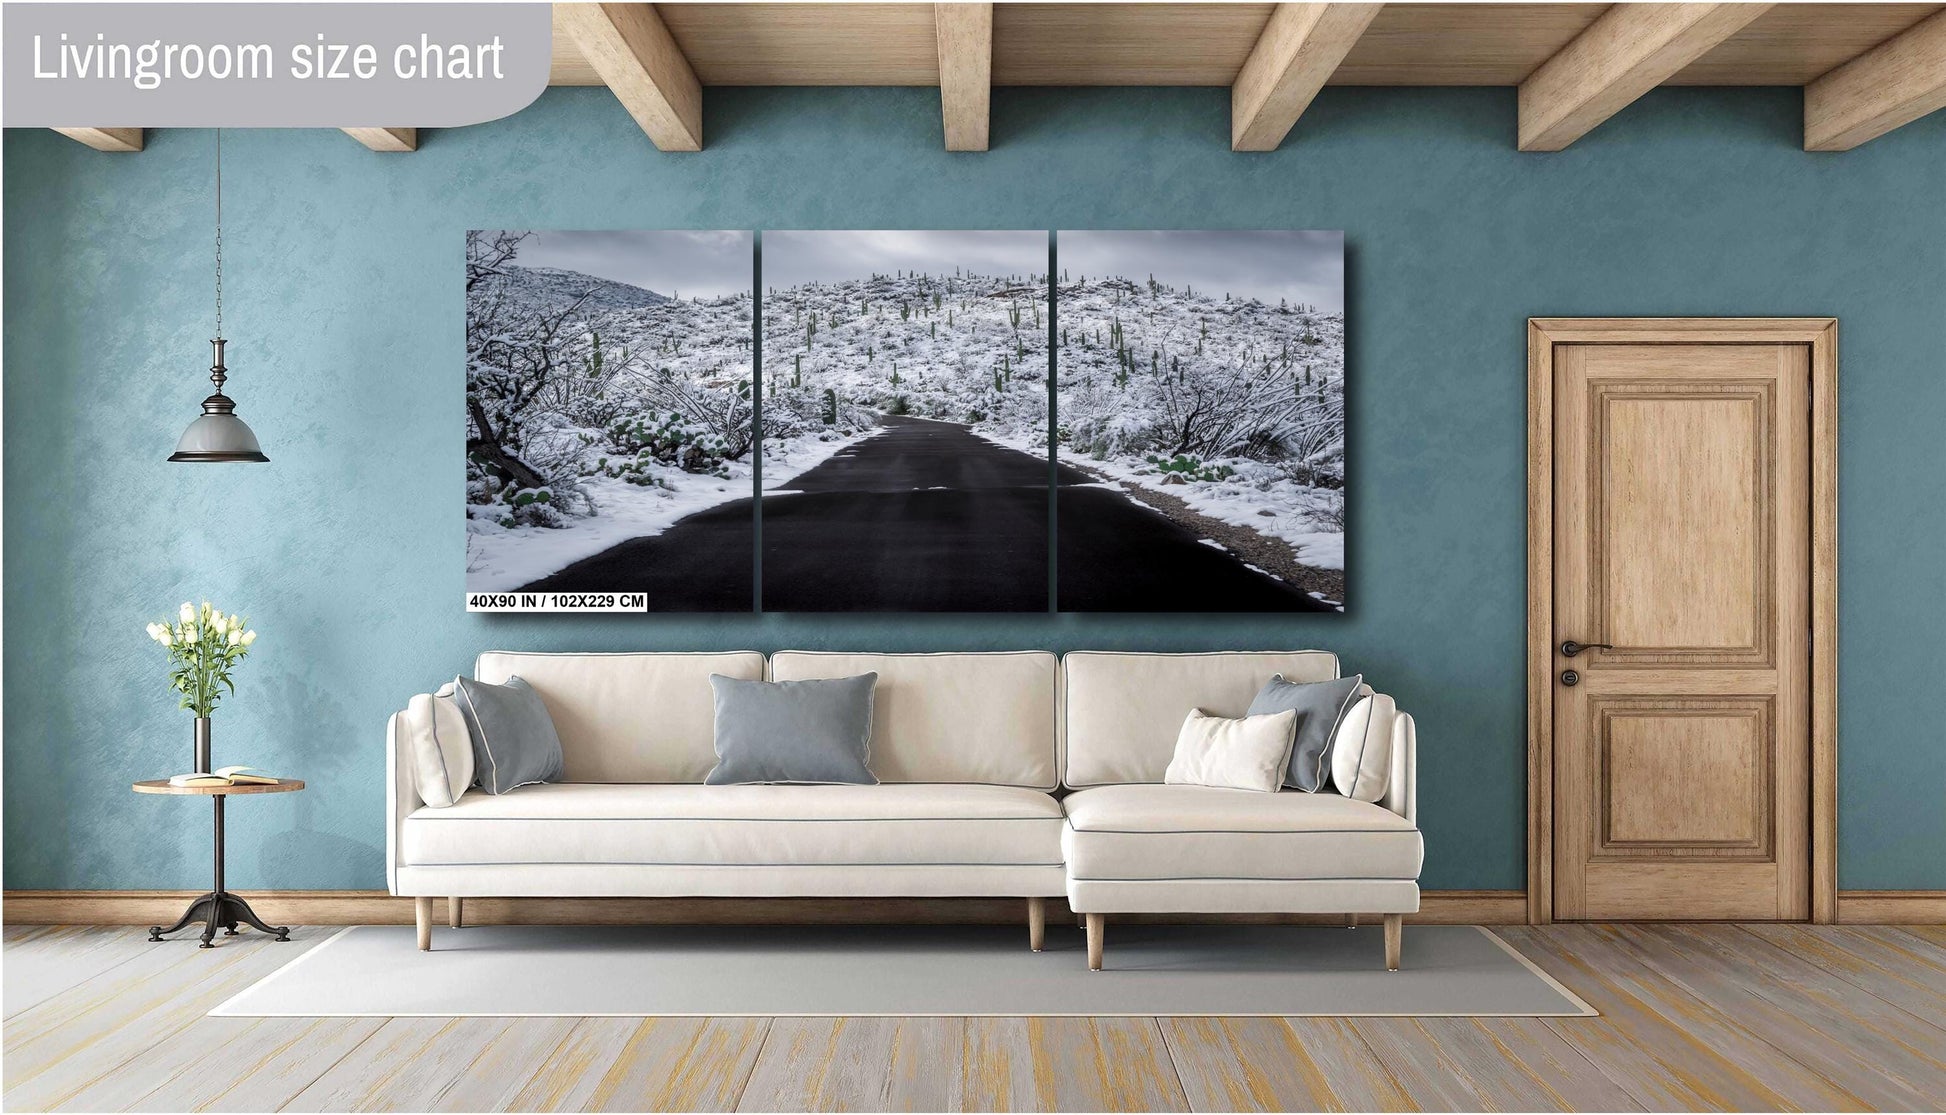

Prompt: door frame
xmin=1526 ymin=318 xmax=1838 ymax=925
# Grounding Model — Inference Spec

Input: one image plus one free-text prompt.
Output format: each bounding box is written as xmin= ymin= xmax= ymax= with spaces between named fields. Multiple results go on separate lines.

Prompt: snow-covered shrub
xmin=1147 ymin=453 xmax=1235 ymax=483
xmin=604 ymin=411 xmax=730 ymax=475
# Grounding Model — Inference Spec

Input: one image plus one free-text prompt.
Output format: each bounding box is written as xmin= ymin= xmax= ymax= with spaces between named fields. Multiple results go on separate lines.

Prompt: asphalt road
xmin=761 ymin=415 xmax=1050 ymax=611
xmin=518 ymin=501 xmax=755 ymax=610
xmin=522 ymin=414 xmax=1327 ymax=612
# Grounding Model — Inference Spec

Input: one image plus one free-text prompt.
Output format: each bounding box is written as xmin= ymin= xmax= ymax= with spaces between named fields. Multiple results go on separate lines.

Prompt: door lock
xmin=1560 ymin=669 xmax=1580 ymax=687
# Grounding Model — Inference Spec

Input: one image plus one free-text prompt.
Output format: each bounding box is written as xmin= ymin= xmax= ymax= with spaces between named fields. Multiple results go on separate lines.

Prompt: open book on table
xmin=167 ymin=766 xmax=279 ymax=788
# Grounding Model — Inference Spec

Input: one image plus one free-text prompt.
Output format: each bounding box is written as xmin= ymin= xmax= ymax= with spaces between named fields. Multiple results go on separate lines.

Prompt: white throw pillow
xmin=402 ymin=684 xmax=475 ymax=807
xmin=1164 ymin=708 xmax=1297 ymax=793
xmin=1329 ymin=693 xmax=1394 ymax=802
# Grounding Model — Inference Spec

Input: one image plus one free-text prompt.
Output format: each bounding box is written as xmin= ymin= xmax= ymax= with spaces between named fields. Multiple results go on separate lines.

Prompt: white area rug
xmin=213 ymin=923 xmax=1593 ymax=1017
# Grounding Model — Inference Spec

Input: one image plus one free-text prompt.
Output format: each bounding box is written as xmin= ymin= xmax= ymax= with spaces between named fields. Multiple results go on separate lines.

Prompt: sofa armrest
xmin=1381 ymin=710 xmax=1416 ymax=826
xmin=385 ymin=709 xmax=424 ymax=895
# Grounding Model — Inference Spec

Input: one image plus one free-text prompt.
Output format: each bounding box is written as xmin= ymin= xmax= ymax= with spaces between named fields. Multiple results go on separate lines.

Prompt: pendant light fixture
xmin=170 ymin=129 xmax=268 ymax=463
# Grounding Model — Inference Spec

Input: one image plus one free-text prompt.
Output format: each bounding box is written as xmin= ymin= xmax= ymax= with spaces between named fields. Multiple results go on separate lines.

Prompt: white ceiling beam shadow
xmin=556 ymin=2 xmax=703 ymax=151
xmin=341 ymin=128 xmax=419 ymax=152
xmin=935 ymin=3 xmax=993 ymax=152
xmin=1518 ymin=3 xmax=1772 ymax=152
xmin=1231 ymin=3 xmax=1384 ymax=152
xmin=1804 ymin=8 xmax=1946 ymax=151
xmin=53 ymin=128 xmax=143 ymax=152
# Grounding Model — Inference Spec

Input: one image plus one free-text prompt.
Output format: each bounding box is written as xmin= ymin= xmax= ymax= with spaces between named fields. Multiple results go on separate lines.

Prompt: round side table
xmin=132 ymin=778 xmax=305 ymax=948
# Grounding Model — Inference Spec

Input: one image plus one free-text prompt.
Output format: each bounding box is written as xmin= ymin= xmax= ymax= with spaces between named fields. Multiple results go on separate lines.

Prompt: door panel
xmin=1553 ymin=342 xmax=1810 ymax=920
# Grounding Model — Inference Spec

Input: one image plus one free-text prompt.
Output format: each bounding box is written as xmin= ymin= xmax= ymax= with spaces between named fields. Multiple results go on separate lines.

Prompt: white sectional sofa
xmin=388 ymin=650 xmax=1420 ymax=969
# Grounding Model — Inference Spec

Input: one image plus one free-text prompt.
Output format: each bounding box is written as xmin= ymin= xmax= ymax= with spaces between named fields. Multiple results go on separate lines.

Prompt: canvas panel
xmin=463 ymin=229 xmax=756 ymax=611
xmin=1054 ymin=230 xmax=1347 ymax=614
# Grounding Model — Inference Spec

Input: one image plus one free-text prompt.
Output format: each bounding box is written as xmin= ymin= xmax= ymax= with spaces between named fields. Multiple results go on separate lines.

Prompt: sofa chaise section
xmin=1060 ymin=651 xmax=1421 ymax=971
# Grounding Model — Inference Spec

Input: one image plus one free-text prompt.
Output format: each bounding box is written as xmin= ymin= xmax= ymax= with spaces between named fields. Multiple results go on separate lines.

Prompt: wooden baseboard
xmin=1834 ymin=890 xmax=1946 ymax=924
xmin=1 ymin=889 xmax=1527 ymax=926
xmin=16 ymin=889 xmax=1934 ymax=926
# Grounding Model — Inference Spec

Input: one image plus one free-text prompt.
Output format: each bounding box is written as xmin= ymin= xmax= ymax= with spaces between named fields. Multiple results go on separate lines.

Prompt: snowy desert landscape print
xmin=761 ymin=230 xmax=1050 ymax=612
xmin=465 ymin=230 xmax=756 ymax=609
xmin=1056 ymin=230 xmax=1346 ymax=612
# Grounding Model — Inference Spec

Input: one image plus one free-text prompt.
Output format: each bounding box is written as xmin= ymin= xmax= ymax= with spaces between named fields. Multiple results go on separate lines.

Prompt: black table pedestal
xmin=148 ymin=795 xmax=290 ymax=947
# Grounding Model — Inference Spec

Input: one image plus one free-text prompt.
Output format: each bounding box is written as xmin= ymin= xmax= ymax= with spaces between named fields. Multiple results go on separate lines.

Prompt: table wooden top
xmin=131 ymin=778 xmax=305 ymax=796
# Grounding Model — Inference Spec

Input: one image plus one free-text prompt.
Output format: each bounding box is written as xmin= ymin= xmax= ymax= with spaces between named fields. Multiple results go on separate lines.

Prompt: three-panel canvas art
xmin=465 ymin=230 xmax=1346 ymax=612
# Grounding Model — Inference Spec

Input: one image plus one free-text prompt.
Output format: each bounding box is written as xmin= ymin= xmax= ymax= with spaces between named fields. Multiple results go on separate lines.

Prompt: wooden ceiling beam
xmin=53 ymin=128 xmax=143 ymax=152
xmin=1232 ymin=3 xmax=1384 ymax=151
xmin=1804 ymin=8 xmax=1946 ymax=150
xmin=556 ymin=2 xmax=703 ymax=151
xmin=1517 ymin=3 xmax=1772 ymax=151
xmin=341 ymin=128 xmax=419 ymax=152
xmin=935 ymin=3 xmax=993 ymax=150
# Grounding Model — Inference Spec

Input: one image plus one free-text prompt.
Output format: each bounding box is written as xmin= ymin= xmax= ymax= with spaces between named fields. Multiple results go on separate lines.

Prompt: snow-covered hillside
xmin=1057 ymin=275 xmax=1346 ymax=575
xmin=500 ymin=266 xmax=671 ymax=314
xmin=761 ymin=270 xmax=1049 ymax=470
xmin=464 ymin=231 xmax=755 ymax=590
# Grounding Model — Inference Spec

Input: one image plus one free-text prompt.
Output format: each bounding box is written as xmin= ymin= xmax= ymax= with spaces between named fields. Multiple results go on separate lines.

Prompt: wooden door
xmin=1550 ymin=339 xmax=1812 ymax=920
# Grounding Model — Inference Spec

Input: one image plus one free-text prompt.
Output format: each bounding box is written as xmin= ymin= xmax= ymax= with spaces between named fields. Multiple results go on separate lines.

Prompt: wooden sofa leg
xmin=1384 ymin=913 xmax=1402 ymax=971
xmin=1347 ymin=912 xmax=1358 ymax=929
xmin=416 ymin=897 xmax=433 ymax=951
xmin=1086 ymin=913 xmax=1105 ymax=971
xmin=1027 ymin=897 xmax=1045 ymax=952
xmin=449 ymin=897 xmax=464 ymax=929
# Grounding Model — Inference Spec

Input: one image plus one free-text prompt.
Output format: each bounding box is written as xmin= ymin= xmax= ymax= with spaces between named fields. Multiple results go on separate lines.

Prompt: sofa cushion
xmin=1246 ymin=673 xmax=1364 ymax=792
xmin=401 ymin=783 xmax=1064 ymax=868
xmin=452 ymin=676 xmax=566 ymax=794
xmin=706 ymin=673 xmax=878 ymax=786
xmin=1331 ymin=693 xmax=1395 ymax=802
xmin=1163 ymin=709 xmax=1296 ymax=793
xmin=399 ymin=686 xmax=474 ymax=807
xmin=770 ymin=651 xmax=1058 ymax=789
xmin=1063 ymin=651 xmax=1340 ymax=788
xmin=473 ymin=651 xmax=764 ymax=783
xmin=1062 ymin=784 xmax=1422 ymax=881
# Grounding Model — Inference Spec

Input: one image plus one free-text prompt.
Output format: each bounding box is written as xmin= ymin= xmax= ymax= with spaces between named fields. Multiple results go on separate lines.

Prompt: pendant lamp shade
xmin=170 ymin=414 xmax=267 ymax=462
xmin=172 ymin=131 xmax=267 ymax=463
xmin=170 ymin=339 xmax=268 ymax=462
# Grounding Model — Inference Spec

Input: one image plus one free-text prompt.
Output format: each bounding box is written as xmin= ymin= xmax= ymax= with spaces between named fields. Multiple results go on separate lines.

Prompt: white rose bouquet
xmin=147 ymin=601 xmax=258 ymax=717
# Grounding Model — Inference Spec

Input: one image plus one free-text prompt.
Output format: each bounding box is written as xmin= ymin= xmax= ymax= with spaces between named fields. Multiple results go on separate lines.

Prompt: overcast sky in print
xmin=763 ymin=230 xmax=1046 ymax=288
xmin=507 ymin=230 xmax=753 ymax=298
xmin=1058 ymin=230 xmax=1344 ymax=312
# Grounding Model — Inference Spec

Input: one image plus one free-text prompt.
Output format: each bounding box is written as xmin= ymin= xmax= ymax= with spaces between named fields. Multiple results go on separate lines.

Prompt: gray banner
xmin=4 ymin=3 xmax=551 ymax=127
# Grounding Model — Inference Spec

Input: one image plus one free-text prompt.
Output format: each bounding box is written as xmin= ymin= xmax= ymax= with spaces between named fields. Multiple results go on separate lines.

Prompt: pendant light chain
xmin=213 ymin=128 xmax=224 ymax=342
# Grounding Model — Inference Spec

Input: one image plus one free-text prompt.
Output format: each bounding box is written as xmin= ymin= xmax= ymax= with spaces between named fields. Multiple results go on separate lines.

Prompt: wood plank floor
xmin=4 ymin=923 xmax=1944 ymax=1112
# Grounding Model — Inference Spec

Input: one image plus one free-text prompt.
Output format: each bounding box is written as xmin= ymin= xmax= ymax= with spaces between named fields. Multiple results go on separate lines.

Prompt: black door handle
xmin=1561 ymin=640 xmax=1615 ymax=658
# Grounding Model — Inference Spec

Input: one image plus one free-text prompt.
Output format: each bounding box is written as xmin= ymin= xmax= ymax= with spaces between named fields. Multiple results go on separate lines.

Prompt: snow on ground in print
xmin=763 ymin=427 xmax=887 ymax=492
xmin=466 ymin=464 xmax=752 ymax=591
xmin=1080 ymin=461 xmax=1346 ymax=571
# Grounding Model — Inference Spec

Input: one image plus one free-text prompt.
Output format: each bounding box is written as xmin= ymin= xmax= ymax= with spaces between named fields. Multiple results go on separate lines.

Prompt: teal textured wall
xmin=6 ymin=87 xmax=1943 ymax=893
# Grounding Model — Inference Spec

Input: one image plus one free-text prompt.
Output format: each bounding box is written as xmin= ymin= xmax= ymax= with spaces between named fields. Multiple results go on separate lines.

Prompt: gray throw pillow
xmin=451 ymin=675 xmax=565 ymax=795
xmin=1247 ymin=673 xmax=1364 ymax=792
xmin=707 ymin=673 xmax=878 ymax=786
